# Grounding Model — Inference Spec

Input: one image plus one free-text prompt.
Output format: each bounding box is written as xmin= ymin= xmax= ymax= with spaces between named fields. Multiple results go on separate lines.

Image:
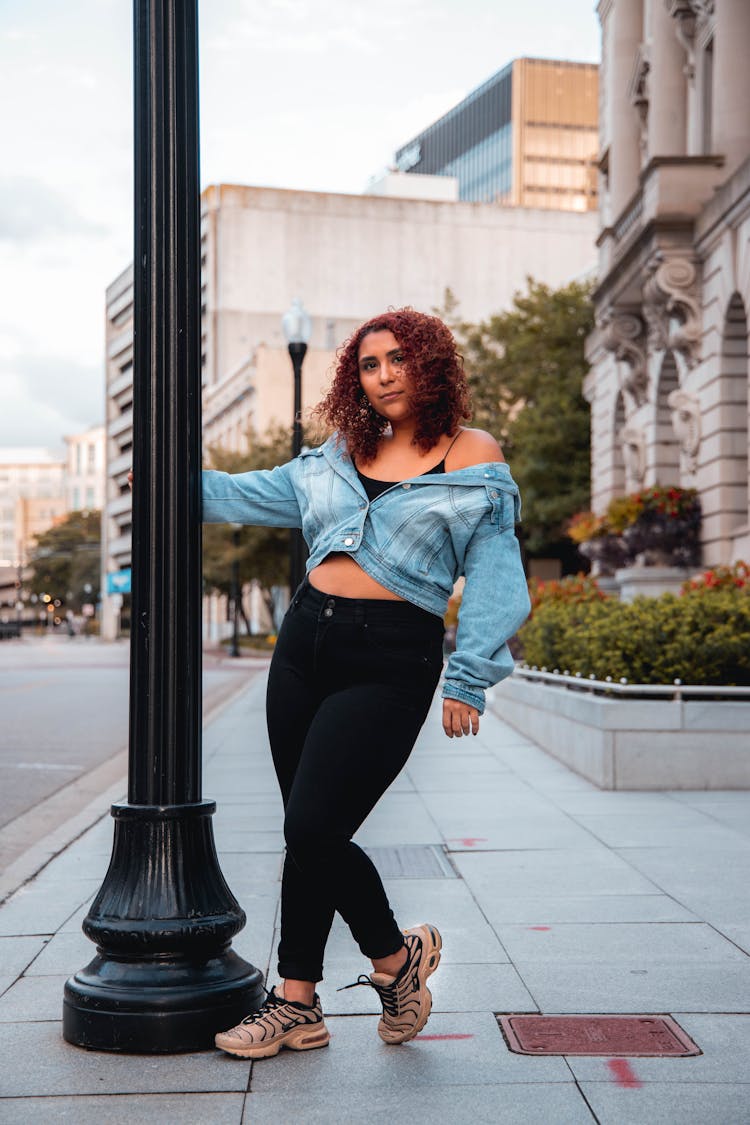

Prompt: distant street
xmin=0 ymin=634 xmax=266 ymax=862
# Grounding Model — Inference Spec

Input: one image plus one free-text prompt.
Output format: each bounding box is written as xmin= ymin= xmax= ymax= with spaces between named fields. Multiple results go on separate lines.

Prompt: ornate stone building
xmin=585 ymin=0 xmax=750 ymax=564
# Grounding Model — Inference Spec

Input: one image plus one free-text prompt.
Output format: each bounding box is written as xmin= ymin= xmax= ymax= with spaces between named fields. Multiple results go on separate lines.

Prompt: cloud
xmin=0 ymin=177 xmax=108 ymax=244
xmin=0 ymin=352 xmax=102 ymax=446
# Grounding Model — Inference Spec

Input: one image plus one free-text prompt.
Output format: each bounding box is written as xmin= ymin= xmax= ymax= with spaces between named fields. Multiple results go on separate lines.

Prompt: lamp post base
xmin=63 ymin=800 xmax=265 ymax=1052
xmin=63 ymin=949 xmax=262 ymax=1052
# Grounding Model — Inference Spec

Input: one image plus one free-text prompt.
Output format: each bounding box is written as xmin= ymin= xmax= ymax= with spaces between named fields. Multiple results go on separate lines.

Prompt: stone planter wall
xmin=614 ymin=564 xmax=691 ymax=602
xmin=491 ymin=676 xmax=750 ymax=790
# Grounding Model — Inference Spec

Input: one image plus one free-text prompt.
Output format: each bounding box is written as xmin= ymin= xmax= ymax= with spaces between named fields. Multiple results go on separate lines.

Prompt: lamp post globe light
xmin=281 ymin=298 xmax=312 ymax=595
xmin=62 ymin=0 xmax=263 ymax=1052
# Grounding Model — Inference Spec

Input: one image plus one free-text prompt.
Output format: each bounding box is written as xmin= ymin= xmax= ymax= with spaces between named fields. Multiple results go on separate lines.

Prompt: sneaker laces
xmin=240 ymin=986 xmax=287 ymax=1024
xmin=337 ymin=973 xmax=401 ymax=1017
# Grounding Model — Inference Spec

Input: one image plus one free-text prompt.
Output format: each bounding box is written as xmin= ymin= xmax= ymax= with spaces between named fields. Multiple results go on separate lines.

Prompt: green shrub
xmin=518 ymin=586 xmax=750 ymax=685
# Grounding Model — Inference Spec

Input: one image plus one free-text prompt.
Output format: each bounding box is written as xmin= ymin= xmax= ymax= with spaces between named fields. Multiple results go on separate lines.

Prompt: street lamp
xmin=229 ymin=524 xmax=241 ymax=658
xmin=281 ymin=298 xmax=311 ymax=594
xmin=63 ymin=0 xmax=262 ymax=1052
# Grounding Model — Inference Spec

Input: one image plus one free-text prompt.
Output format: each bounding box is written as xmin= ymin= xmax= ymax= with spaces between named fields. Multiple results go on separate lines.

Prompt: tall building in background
xmin=585 ymin=0 xmax=750 ymax=566
xmin=394 ymin=57 xmax=599 ymax=211
xmin=101 ymin=179 xmax=598 ymax=638
xmin=0 ymin=449 xmax=66 ymax=569
xmin=64 ymin=425 xmax=106 ymax=513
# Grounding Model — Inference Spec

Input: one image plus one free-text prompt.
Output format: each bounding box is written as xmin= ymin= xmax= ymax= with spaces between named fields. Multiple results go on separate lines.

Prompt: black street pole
xmin=63 ymin=0 xmax=263 ymax=1052
xmin=230 ymin=525 xmax=240 ymax=658
xmin=288 ymin=340 xmax=306 ymax=594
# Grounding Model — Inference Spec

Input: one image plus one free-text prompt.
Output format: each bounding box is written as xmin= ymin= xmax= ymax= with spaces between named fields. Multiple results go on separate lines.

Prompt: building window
xmin=73 ymin=488 xmax=81 ymax=510
xmin=702 ymin=38 xmax=713 ymax=154
xmin=87 ymin=443 xmax=97 ymax=471
xmin=86 ymin=487 xmax=95 ymax=508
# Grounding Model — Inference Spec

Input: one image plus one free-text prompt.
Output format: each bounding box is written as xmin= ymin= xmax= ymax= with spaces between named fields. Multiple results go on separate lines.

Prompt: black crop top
xmin=355 ymin=456 xmax=447 ymax=502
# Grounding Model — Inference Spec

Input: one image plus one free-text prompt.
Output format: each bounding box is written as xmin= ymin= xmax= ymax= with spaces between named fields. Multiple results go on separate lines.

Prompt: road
xmin=0 ymin=633 xmax=266 ymax=872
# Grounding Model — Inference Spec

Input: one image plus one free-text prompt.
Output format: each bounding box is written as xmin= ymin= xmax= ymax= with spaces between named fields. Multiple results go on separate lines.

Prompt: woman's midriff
xmin=308 ymin=554 xmax=406 ymax=600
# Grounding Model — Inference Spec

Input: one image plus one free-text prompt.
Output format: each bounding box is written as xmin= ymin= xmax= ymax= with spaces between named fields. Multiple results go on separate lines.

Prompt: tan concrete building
xmin=0 ymin=449 xmax=66 ymax=568
xmin=585 ymin=0 xmax=750 ymax=565
xmin=101 ymin=180 xmax=598 ymax=637
xmin=64 ymin=425 xmax=106 ymax=513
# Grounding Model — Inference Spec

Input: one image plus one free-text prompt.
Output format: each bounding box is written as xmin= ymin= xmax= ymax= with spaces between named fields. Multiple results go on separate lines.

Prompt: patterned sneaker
xmin=214 ymin=986 xmax=330 ymax=1059
xmin=340 ymin=923 xmax=442 ymax=1045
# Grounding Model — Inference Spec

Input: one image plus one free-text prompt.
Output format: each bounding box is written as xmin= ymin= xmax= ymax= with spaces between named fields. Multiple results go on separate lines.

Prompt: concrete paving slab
xmin=568 ymin=1013 xmax=750 ymax=1084
xmin=0 ymin=880 xmax=99 ymax=937
xmin=570 ymin=814 xmax=750 ymax=850
xmin=0 ymin=936 xmax=48 ymax=979
xmin=243 ymin=1082 xmax=595 ymax=1124
xmin=579 ymin=1081 xmax=750 ymax=1125
xmin=512 ymin=961 xmax=750 ymax=1013
xmin=713 ymin=923 xmax=750 ymax=954
xmin=0 ymin=973 xmax=67 ymax=1023
xmin=481 ymin=895 xmax=697 ymax=925
xmin=23 ymin=930 xmax=93 ymax=977
xmin=493 ymin=922 xmax=748 ymax=965
xmin=0 ymin=1092 xmax=246 ymax=1125
xmin=0 ymin=979 xmax=13 ymax=999
xmin=617 ymin=847 xmax=750 ymax=920
xmin=454 ymin=849 xmax=660 ymax=899
xmin=0 ymin=1022 xmax=251 ymax=1096
xmin=249 ymin=1011 xmax=573 ymax=1093
xmin=428 ymin=962 xmax=538 ymax=1013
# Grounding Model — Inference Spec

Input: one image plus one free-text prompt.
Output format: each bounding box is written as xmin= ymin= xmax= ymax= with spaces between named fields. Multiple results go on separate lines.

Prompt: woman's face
xmin=358 ymin=330 xmax=415 ymax=423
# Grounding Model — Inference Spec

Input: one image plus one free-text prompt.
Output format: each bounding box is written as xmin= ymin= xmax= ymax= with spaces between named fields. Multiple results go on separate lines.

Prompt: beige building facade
xmin=64 ymin=425 xmax=106 ymax=513
xmin=585 ymin=0 xmax=750 ymax=565
xmin=102 ymin=180 xmax=598 ymax=638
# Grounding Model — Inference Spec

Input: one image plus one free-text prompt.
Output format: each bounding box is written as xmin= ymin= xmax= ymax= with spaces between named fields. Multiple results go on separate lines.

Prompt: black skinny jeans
xmin=266 ymin=578 xmax=444 ymax=983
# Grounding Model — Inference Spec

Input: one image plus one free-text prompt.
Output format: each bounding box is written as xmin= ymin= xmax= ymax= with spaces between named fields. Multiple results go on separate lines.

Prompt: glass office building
xmin=395 ymin=58 xmax=599 ymax=212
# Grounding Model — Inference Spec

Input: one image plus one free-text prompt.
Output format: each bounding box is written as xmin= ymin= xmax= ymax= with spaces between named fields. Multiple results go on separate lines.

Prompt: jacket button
xmin=344 ymin=536 xmax=354 ymax=546
xmin=490 ymin=490 xmax=498 ymax=499
xmin=402 ymin=482 xmax=411 ymax=489
xmin=484 ymin=472 xmax=491 ymax=478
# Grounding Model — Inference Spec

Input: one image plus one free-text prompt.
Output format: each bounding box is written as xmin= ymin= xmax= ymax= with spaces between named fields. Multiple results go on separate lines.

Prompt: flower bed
xmin=568 ymin=486 xmax=701 ymax=573
xmin=494 ymin=566 xmax=750 ymax=789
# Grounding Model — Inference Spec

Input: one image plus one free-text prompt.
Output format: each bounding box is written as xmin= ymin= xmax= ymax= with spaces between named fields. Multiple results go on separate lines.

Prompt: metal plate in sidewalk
xmin=496 ymin=1014 xmax=701 ymax=1057
xmin=364 ymin=845 xmax=456 ymax=879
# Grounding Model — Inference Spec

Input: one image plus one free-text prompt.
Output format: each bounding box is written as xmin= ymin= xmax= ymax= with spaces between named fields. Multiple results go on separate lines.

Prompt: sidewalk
xmin=1 ymin=670 xmax=749 ymax=1124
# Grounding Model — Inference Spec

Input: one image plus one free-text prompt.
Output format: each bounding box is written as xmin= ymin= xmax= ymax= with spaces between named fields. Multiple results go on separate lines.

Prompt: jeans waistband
xmin=293 ymin=577 xmax=442 ymax=627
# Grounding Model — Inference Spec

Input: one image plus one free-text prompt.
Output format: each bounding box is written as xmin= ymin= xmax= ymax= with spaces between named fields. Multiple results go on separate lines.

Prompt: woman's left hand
xmin=442 ymin=699 xmax=479 ymax=738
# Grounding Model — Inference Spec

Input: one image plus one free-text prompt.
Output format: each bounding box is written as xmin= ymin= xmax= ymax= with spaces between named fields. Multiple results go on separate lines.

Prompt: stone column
xmin=610 ymin=0 xmax=645 ymax=218
xmin=712 ymin=0 xmax=750 ymax=176
xmin=648 ymin=0 xmax=687 ymax=156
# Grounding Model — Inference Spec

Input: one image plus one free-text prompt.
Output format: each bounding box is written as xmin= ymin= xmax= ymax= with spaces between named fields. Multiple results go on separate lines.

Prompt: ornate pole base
xmin=63 ymin=802 xmax=264 ymax=1052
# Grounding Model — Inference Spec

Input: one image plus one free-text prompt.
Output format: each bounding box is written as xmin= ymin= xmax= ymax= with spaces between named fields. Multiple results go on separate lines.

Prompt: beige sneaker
xmin=215 ymin=986 xmax=330 ymax=1059
xmin=340 ymin=923 xmax=442 ymax=1045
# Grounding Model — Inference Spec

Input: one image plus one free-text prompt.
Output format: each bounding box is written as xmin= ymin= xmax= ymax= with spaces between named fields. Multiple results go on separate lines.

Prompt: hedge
xmin=518 ymin=587 xmax=750 ymax=686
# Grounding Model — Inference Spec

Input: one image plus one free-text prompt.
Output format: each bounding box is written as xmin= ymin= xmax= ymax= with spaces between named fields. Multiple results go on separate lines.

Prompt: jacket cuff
xmin=441 ymin=680 xmax=486 ymax=715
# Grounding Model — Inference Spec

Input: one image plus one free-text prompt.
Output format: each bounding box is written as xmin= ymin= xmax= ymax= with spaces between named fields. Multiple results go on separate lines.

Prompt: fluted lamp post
xmin=281 ymin=298 xmax=311 ymax=595
xmin=62 ymin=0 xmax=263 ymax=1052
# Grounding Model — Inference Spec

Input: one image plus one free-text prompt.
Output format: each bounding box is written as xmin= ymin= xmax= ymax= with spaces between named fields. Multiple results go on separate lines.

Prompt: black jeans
xmin=265 ymin=578 xmax=444 ymax=983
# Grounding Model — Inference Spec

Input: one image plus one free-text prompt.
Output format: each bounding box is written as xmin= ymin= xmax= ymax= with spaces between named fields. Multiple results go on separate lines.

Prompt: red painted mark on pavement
xmin=448 ymin=837 xmax=488 ymax=847
xmin=607 ymin=1058 xmax=642 ymax=1088
xmin=415 ymin=1033 xmax=475 ymax=1041
xmin=528 ymin=925 xmax=551 ymax=931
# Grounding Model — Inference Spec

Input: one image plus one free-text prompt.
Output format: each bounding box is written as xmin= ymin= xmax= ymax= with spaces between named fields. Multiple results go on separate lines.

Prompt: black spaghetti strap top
xmin=355 ymin=432 xmax=462 ymax=502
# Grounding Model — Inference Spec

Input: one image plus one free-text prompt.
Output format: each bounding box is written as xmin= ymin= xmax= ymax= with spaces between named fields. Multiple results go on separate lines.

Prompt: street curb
xmin=0 ymin=665 xmax=267 ymax=905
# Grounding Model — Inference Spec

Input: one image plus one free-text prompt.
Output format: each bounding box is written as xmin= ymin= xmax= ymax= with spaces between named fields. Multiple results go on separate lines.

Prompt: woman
xmin=201 ymin=308 xmax=530 ymax=1059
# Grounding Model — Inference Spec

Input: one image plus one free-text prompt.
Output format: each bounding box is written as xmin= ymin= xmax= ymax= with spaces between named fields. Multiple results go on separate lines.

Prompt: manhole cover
xmin=496 ymin=1015 xmax=701 ymax=1057
xmin=364 ymin=845 xmax=456 ymax=878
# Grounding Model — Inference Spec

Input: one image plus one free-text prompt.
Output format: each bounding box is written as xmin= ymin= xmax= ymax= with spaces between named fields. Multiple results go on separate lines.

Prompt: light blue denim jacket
xmin=202 ymin=433 xmax=530 ymax=713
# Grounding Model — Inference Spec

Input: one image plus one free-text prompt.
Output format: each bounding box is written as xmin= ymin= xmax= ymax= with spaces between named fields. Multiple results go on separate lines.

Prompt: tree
xmin=456 ymin=278 xmax=595 ymax=564
xmin=28 ymin=509 xmax=101 ymax=612
xmin=203 ymin=424 xmax=298 ymax=629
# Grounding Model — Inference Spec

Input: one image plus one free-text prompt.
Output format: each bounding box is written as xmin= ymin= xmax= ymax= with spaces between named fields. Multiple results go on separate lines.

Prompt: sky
xmin=0 ymin=0 xmax=600 ymax=452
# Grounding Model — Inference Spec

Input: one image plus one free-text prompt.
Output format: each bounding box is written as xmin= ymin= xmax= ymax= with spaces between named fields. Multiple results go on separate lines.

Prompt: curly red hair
xmin=315 ymin=308 xmax=471 ymax=462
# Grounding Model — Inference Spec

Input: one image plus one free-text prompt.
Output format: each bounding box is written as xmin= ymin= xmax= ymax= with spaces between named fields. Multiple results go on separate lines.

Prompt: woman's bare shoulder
xmin=448 ymin=427 xmax=505 ymax=470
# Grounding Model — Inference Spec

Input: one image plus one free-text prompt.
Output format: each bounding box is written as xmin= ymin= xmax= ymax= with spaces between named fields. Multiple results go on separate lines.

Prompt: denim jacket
xmin=202 ymin=433 xmax=530 ymax=713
